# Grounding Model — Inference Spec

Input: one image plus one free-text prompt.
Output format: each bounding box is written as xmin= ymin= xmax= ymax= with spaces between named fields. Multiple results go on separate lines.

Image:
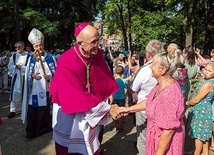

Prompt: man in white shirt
xmin=130 ymin=40 xmax=164 ymax=155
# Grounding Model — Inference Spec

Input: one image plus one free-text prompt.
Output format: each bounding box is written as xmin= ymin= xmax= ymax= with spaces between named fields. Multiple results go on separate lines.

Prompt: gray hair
xmin=154 ymin=51 xmax=181 ymax=76
xmin=174 ymin=49 xmax=185 ymax=65
xmin=168 ymin=43 xmax=178 ymax=50
xmin=15 ymin=41 xmax=25 ymax=47
xmin=145 ymin=40 xmax=165 ymax=57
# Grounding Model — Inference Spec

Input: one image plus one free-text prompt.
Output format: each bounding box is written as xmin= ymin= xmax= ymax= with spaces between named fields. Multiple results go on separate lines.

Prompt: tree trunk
xmin=127 ymin=0 xmax=132 ymax=51
xmin=185 ymin=27 xmax=193 ymax=47
xmin=13 ymin=0 xmax=21 ymax=41
xmin=184 ymin=0 xmax=194 ymax=47
xmin=203 ymin=0 xmax=212 ymax=54
xmin=117 ymin=4 xmax=128 ymax=51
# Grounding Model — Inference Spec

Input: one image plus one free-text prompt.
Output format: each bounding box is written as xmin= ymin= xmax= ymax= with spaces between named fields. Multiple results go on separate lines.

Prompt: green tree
xmin=203 ymin=0 xmax=213 ymax=53
xmin=102 ymin=0 xmax=213 ymax=53
xmin=183 ymin=0 xmax=213 ymax=54
xmin=0 ymin=0 xmax=101 ymax=50
xmin=103 ymin=0 xmax=131 ymax=51
xmin=102 ymin=0 xmax=186 ymax=50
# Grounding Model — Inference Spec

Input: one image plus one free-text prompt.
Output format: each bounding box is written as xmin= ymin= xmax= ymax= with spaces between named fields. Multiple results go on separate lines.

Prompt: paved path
xmin=0 ymin=93 xmax=137 ymax=155
xmin=1 ymin=92 xmax=214 ymax=155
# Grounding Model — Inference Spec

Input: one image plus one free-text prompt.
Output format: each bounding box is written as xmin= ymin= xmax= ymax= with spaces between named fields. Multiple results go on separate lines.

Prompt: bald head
xmin=15 ymin=41 xmax=25 ymax=53
xmin=75 ymin=24 xmax=100 ymax=57
xmin=76 ymin=25 xmax=99 ymax=43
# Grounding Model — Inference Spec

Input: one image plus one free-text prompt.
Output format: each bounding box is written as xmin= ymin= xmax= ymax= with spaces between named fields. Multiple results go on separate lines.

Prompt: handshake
xmin=109 ymin=100 xmax=146 ymax=119
xmin=109 ymin=104 xmax=129 ymax=120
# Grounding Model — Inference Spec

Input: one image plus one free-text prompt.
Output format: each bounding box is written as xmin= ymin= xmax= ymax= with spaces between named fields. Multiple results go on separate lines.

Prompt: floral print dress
xmin=173 ymin=67 xmax=188 ymax=94
xmin=145 ymin=82 xmax=185 ymax=155
xmin=187 ymin=79 xmax=214 ymax=141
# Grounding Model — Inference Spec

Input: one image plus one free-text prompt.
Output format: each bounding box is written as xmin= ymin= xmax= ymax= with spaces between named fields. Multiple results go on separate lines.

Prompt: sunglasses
xmin=15 ymin=46 xmax=22 ymax=49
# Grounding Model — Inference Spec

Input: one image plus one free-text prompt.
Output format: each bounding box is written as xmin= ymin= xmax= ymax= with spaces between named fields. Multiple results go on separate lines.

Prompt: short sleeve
xmin=131 ymin=65 xmax=152 ymax=92
xmin=145 ymin=85 xmax=158 ymax=102
xmin=155 ymin=84 xmax=184 ymax=130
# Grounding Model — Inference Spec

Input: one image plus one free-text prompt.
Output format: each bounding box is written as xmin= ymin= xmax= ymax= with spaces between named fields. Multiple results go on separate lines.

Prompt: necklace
xmin=74 ymin=47 xmax=91 ymax=93
xmin=155 ymin=77 xmax=172 ymax=97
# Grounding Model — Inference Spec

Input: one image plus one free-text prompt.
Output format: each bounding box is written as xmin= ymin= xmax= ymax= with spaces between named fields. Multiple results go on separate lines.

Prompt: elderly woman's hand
xmin=118 ymin=107 xmax=130 ymax=115
xmin=110 ymin=104 xmax=121 ymax=120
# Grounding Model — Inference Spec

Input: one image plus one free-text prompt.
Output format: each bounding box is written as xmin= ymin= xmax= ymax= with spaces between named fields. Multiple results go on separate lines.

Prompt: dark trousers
xmin=55 ymin=143 xmax=82 ymax=155
xmin=55 ymin=143 xmax=100 ymax=155
xmin=26 ymin=104 xmax=52 ymax=138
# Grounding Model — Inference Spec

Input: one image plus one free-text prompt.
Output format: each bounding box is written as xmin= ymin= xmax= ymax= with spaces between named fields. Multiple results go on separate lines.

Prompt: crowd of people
xmin=110 ymin=42 xmax=214 ymax=155
xmin=0 ymin=22 xmax=214 ymax=155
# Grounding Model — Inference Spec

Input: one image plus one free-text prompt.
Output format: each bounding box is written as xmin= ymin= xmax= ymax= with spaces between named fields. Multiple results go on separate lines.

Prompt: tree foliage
xmin=0 ymin=0 xmax=213 ymax=53
xmin=0 ymin=0 xmax=101 ymax=50
xmin=102 ymin=0 xmax=213 ymax=53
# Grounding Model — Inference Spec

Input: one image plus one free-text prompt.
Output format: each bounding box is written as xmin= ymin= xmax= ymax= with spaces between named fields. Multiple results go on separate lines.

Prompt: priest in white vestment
xmin=8 ymin=41 xmax=30 ymax=118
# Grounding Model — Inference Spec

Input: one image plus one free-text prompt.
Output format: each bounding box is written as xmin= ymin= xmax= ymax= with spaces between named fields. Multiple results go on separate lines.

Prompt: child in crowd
xmin=186 ymin=61 xmax=214 ymax=155
xmin=112 ymin=65 xmax=126 ymax=132
xmin=173 ymin=49 xmax=188 ymax=97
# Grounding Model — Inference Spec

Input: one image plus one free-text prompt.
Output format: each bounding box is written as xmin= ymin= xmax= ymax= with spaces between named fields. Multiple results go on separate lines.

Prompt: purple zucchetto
xmin=74 ymin=22 xmax=89 ymax=37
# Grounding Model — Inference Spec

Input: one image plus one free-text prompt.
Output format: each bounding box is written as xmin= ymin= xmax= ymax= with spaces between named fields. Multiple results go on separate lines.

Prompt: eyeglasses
xmin=33 ymin=44 xmax=43 ymax=49
xmin=161 ymin=52 xmax=170 ymax=71
xmin=82 ymin=39 xmax=99 ymax=46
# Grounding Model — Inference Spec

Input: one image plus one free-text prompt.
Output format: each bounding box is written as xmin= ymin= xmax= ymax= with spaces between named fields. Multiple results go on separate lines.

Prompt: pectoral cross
xmin=33 ymin=98 xmax=37 ymax=103
xmin=86 ymin=83 xmax=90 ymax=93
xmin=86 ymin=65 xmax=90 ymax=93
xmin=74 ymin=46 xmax=91 ymax=93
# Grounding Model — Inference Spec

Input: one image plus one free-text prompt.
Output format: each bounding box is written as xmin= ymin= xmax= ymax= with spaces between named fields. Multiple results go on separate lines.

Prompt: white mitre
xmin=28 ymin=28 xmax=44 ymax=45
